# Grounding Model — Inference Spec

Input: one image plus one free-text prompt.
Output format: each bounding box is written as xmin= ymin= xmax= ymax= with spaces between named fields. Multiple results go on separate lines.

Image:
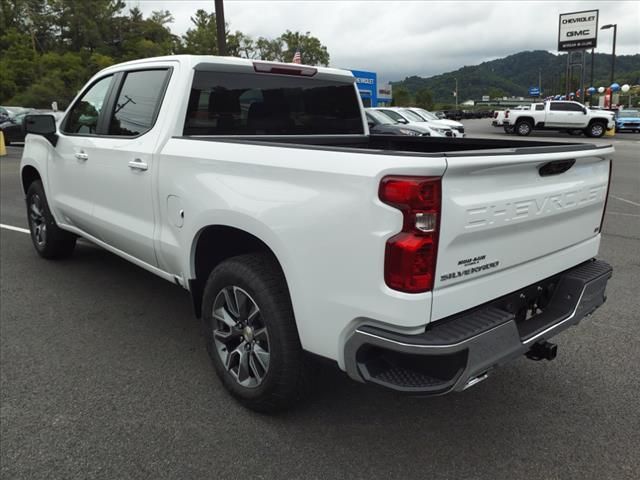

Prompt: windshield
xmin=366 ymin=109 xmax=394 ymax=125
xmin=415 ymin=108 xmax=439 ymax=120
xmin=617 ymin=110 xmax=640 ymax=118
xmin=400 ymin=109 xmax=427 ymax=122
xmin=377 ymin=109 xmax=405 ymax=122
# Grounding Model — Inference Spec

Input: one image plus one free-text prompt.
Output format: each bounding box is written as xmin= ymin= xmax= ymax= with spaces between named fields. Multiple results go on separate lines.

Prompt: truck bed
xmin=178 ymin=134 xmax=607 ymax=156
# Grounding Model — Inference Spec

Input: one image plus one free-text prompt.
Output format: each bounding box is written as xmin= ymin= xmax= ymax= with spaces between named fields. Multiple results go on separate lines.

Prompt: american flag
xmin=292 ymin=49 xmax=302 ymax=64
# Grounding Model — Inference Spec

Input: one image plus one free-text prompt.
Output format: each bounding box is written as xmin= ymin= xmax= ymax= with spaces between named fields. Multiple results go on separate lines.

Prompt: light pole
xmin=454 ymin=77 xmax=458 ymax=109
xmin=601 ymin=24 xmax=617 ymax=85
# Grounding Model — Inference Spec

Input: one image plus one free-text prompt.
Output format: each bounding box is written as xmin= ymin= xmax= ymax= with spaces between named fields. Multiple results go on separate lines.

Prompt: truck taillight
xmin=379 ymin=176 xmax=441 ymax=293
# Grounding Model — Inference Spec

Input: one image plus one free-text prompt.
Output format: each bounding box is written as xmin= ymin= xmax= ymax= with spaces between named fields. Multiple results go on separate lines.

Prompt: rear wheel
xmin=515 ymin=120 xmax=533 ymax=136
xmin=201 ymin=253 xmax=309 ymax=412
xmin=26 ymin=180 xmax=76 ymax=259
xmin=585 ymin=121 xmax=606 ymax=138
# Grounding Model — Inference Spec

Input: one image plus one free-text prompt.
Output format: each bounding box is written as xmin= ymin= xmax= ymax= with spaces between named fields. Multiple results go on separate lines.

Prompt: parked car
xmin=1 ymin=109 xmax=62 ymax=144
xmin=0 ymin=106 xmax=30 ymax=121
xmin=21 ymin=55 xmax=613 ymax=412
xmin=504 ymin=101 xmax=615 ymax=137
xmin=406 ymin=107 xmax=465 ymax=136
xmin=614 ymin=109 xmax=640 ymax=132
xmin=433 ymin=111 xmax=446 ymax=119
xmin=372 ymin=107 xmax=456 ymax=137
xmin=364 ymin=109 xmax=441 ymax=136
xmin=443 ymin=109 xmax=463 ymax=121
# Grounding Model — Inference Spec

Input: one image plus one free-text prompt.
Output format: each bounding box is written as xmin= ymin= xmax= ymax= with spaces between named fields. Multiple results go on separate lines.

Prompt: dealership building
xmin=350 ymin=70 xmax=392 ymax=107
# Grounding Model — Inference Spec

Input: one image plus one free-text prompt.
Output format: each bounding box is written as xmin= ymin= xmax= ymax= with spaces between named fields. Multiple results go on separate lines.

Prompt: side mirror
xmin=583 ymin=107 xmax=588 ymax=114
xmin=367 ymin=120 xmax=375 ymax=129
xmin=24 ymin=114 xmax=58 ymax=146
xmin=397 ymin=118 xmax=409 ymax=124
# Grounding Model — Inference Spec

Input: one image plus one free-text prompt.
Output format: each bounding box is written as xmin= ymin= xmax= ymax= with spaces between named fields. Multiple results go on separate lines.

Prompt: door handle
xmin=128 ymin=158 xmax=148 ymax=171
xmin=74 ymin=152 xmax=88 ymax=161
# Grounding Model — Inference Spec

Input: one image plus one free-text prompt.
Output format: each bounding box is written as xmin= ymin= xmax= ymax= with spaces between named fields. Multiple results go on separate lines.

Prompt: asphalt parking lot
xmin=1 ymin=125 xmax=639 ymax=479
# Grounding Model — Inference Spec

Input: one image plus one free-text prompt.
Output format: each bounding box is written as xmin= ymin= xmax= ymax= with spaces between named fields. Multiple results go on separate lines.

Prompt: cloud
xmin=127 ymin=0 xmax=640 ymax=81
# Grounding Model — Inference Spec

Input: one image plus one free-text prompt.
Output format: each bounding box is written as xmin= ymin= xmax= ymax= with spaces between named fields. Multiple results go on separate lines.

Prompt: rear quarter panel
xmin=156 ymin=138 xmax=447 ymax=366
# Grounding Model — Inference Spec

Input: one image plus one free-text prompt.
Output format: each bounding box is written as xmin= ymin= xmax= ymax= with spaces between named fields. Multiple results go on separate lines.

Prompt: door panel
xmin=47 ymin=75 xmax=115 ymax=236
xmin=86 ymin=68 xmax=171 ymax=267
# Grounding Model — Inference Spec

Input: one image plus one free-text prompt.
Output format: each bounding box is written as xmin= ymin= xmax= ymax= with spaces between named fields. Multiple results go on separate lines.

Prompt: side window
xmin=63 ymin=75 xmax=113 ymax=134
xmin=108 ymin=69 xmax=170 ymax=136
xmin=535 ymin=104 xmax=544 ymax=111
xmin=566 ymin=103 xmax=584 ymax=112
xmin=550 ymin=102 xmax=567 ymax=111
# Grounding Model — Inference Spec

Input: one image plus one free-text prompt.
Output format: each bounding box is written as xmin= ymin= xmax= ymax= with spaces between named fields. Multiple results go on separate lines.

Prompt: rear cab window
xmin=184 ymin=71 xmax=363 ymax=136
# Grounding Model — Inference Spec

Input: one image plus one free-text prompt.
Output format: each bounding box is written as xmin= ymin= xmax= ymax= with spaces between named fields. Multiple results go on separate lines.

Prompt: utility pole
xmin=215 ymin=0 xmax=227 ymax=56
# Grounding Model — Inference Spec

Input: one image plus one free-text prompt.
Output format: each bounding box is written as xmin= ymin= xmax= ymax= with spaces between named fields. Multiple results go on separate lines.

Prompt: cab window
xmin=108 ymin=69 xmax=170 ymax=136
xmin=62 ymin=76 xmax=113 ymax=134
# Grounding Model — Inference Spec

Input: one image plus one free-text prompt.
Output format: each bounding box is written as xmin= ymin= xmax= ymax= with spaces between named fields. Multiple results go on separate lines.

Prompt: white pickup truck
xmin=504 ymin=101 xmax=615 ymax=137
xmin=20 ymin=55 xmax=613 ymax=412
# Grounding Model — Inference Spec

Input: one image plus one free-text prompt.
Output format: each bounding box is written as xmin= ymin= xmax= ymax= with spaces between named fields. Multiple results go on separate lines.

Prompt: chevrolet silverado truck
xmin=20 ymin=55 xmax=613 ymax=412
xmin=493 ymin=104 xmax=543 ymax=133
xmin=505 ymin=100 xmax=615 ymax=137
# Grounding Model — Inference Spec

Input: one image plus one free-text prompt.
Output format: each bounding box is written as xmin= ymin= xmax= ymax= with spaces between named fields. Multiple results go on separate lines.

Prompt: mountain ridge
xmin=392 ymin=50 xmax=640 ymax=104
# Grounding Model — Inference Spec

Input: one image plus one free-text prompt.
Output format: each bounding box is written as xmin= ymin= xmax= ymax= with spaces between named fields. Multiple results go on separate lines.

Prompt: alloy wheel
xmin=591 ymin=124 xmax=604 ymax=137
xmin=29 ymin=194 xmax=47 ymax=248
xmin=212 ymin=286 xmax=270 ymax=388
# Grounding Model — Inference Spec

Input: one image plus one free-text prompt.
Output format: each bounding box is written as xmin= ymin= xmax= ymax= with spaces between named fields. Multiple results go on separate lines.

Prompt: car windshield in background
xmin=185 ymin=70 xmax=363 ymax=135
xmin=366 ymin=109 xmax=395 ymax=125
xmin=377 ymin=109 xmax=405 ymax=122
xmin=618 ymin=110 xmax=639 ymax=117
xmin=400 ymin=109 xmax=426 ymax=122
xmin=415 ymin=109 xmax=439 ymax=120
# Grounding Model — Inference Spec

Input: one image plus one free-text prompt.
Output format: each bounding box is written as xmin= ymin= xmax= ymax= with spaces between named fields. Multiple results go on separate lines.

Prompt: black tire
xmin=26 ymin=180 xmax=76 ymax=259
xmin=201 ymin=253 xmax=308 ymax=412
xmin=585 ymin=121 xmax=606 ymax=138
xmin=515 ymin=120 xmax=532 ymax=136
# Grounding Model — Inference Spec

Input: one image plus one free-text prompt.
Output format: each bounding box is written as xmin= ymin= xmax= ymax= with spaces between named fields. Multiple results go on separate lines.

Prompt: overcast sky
xmin=127 ymin=1 xmax=640 ymax=83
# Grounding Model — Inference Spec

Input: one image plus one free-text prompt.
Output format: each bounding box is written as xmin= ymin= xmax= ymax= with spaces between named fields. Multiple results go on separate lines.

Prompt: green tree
xmin=181 ymin=9 xmax=218 ymax=55
xmin=392 ymin=86 xmax=412 ymax=107
xmin=278 ymin=30 xmax=329 ymax=66
xmin=488 ymin=87 xmax=506 ymax=99
xmin=414 ymin=88 xmax=433 ymax=109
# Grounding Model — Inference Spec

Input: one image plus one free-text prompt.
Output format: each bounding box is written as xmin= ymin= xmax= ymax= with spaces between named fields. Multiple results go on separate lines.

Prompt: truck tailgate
xmin=432 ymin=145 xmax=613 ymax=320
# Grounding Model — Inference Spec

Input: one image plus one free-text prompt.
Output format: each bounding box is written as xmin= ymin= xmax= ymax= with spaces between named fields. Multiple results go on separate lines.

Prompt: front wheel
xmin=515 ymin=120 xmax=532 ymax=136
xmin=26 ymin=180 xmax=76 ymax=259
xmin=585 ymin=121 xmax=606 ymax=138
xmin=202 ymin=253 xmax=309 ymax=412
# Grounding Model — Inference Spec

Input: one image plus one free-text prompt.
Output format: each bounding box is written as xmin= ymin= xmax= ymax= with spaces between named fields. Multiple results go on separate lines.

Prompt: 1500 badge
xmin=441 ymin=258 xmax=500 ymax=282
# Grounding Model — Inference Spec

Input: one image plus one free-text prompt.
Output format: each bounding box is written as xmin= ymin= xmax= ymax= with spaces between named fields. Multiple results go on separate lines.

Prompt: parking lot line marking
xmin=611 ymin=195 xmax=640 ymax=207
xmin=608 ymin=211 xmax=640 ymax=218
xmin=0 ymin=224 xmax=29 ymax=234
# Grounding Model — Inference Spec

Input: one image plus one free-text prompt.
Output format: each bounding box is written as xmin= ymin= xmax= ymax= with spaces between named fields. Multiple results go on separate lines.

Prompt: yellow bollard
xmin=604 ymin=126 xmax=616 ymax=137
xmin=0 ymin=130 xmax=6 ymax=156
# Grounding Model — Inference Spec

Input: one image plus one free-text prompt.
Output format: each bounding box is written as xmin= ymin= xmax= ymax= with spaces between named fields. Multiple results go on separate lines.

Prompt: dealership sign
xmin=558 ymin=10 xmax=598 ymax=50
